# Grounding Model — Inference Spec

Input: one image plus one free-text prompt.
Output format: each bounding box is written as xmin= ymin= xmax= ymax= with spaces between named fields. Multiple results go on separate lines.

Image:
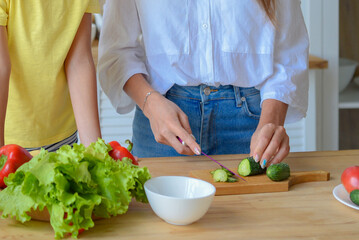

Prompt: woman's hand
xmin=124 ymin=74 xmax=201 ymax=156
xmin=250 ymin=99 xmax=289 ymax=168
xmin=143 ymin=92 xmax=201 ymax=155
xmin=250 ymin=123 xmax=290 ymax=168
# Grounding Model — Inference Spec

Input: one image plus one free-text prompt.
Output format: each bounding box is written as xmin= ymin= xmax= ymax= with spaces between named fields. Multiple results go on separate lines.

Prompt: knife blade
xmin=177 ymin=136 xmax=246 ymax=182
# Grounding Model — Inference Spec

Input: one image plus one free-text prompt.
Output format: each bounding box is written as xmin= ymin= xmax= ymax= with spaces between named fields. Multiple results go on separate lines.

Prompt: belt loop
xmin=233 ymin=86 xmax=242 ymax=107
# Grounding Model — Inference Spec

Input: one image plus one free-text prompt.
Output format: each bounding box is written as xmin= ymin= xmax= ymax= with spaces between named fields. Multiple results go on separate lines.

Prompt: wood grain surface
xmin=190 ymin=169 xmax=330 ymax=195
xmin=1 ymin=150 xmax=359 ymax=239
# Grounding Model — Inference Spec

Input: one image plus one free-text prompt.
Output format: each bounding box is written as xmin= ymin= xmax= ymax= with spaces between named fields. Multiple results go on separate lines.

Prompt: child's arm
xmin=0 ymin=26 xmax=11 ymax=147
xmin=65 ymin=13 xmax=101 ymax=146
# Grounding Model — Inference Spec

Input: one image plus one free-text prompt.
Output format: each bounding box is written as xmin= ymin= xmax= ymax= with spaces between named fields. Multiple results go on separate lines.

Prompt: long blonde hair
xmin=257 ymin=0 xmax=276 ymax=25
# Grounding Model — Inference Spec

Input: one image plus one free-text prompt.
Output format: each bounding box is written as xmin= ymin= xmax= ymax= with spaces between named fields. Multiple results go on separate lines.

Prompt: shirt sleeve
xmin=98 ymin=0 xmax=148 ymax=114
xmin=256 ymin=0 xmax=309 ymax=124
xmin=0 ymin=0 xmax=8 ymax=26
xmin=86 ymin=0 xmax=101 ymax=14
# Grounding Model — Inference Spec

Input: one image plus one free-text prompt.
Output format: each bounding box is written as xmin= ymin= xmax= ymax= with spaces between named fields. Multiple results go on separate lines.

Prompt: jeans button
xmin=241 ymin=97 xmax=246 ymax=102
xmin=204 ymin=87 xmax=211 ymax=96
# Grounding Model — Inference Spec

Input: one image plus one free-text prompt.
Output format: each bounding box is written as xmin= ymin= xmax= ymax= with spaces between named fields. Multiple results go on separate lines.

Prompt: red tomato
xmin=108 ymin=141 xmax=139 ymax=165
xmin=341 ymin=166 xmax=359 ymax=193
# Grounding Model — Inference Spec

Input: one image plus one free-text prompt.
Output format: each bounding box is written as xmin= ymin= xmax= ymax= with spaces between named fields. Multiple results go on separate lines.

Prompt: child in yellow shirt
xmin=0 ymin=0 xmax=102 ymax=150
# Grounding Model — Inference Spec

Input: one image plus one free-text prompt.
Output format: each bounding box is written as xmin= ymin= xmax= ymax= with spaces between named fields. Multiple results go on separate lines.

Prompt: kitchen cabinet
xmin=339 ymin=0 xmax=359 ymax=109
xmin=339 ymin=82 xmax=359 ymax=109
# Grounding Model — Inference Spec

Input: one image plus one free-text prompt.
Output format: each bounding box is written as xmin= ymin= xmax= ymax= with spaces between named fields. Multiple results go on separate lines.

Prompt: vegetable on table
xmin=210 ymin=168 xmax=238 ymax=183
xmin=108 ymin=140 xmax=138 ymax=165
xmin=341 ymin=166 xmax=359 ymax=193
xmin=0 ymin=144 xmax=33 ymax=188
xmin=350 ymin=189 xmax=359 ymax=206
xmin=227 ymin=176 xmax=238 ymax=183
xmin=237 ymin=157 xmax=265 ymax=176
xmin=212 ymin=169 xmax=228 ymax=182
xmin=266 ymin=163 xmax=291 ymax=181
xmin=0 ymin=139 xmax=151 ymax=239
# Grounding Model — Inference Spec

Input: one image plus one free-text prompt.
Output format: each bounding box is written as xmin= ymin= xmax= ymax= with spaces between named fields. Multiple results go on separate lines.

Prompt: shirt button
xmin=241 ymin=97 xmax=246 ymax=102
xmin=202 ymin=23 xmax=208 ymax=29
xmin=204 ymin=87 xmax=211 ymax=96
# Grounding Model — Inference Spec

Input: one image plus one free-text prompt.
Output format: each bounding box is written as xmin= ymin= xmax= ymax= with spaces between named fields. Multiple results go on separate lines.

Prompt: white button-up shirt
xmin=98 ymin=0 xmax=309 ymax=123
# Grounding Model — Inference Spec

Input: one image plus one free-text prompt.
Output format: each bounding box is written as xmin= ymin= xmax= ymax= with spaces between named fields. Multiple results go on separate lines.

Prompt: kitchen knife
xmin=177 ymin=136 xmax=246 ymax=182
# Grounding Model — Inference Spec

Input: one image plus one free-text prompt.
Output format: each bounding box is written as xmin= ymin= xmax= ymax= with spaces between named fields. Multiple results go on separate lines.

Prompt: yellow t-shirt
xmin=0 ymin=0 xmax=100 ymax=147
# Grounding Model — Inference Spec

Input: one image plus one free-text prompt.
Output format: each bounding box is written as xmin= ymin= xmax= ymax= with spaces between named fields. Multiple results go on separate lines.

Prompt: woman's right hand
xmin=123 ymin=73 xmax=201 ymax=155
xmin=143 ymin=91 xmax=201 ymax=155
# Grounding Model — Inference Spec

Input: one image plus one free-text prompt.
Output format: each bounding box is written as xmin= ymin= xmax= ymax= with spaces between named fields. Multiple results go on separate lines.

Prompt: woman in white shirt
xmin=98 ymin=0 xmax=309 ymax=168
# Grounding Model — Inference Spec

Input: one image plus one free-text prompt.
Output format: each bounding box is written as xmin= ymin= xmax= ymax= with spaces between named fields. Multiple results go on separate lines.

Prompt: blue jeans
xmin=132 ymin=84 xmax=261 ymax=158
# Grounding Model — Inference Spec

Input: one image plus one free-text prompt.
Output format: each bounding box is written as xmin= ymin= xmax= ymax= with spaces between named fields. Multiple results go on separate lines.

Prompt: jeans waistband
xmin=165 ymin=84 xmax=260 ymax=107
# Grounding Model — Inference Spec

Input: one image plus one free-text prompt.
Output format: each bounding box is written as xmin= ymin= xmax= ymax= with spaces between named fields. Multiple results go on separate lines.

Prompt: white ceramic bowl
xmin=144 ymin=176 xmax=216 ymax=225
xmin=339 ymin=58 xmax=358 ymax=92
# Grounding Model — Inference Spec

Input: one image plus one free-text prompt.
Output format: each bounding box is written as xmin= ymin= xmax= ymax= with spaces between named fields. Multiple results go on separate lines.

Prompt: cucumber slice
xmin=227 ymin=176 xmax=238 ymax=182
xmin=212 ymin=169 xmax=228 ymax=182
xmin=266 ymin=163 xmax=290 ymax=181
xmin=237 ymin=157 xmax=265 ymax=176
xmin=221 ymin=168 xmax=234 ymax=177
xmin=350 ymin=189 xmax=359 ymax=206
xmin=210 ymin=168 xmax=238 ymax=182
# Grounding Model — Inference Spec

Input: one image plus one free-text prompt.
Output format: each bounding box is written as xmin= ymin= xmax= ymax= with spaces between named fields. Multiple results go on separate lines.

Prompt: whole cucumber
xmin=266 ymin=163 xmax=291 ymax=181
xmin=350 ymin=189 xmax=359 ymax=206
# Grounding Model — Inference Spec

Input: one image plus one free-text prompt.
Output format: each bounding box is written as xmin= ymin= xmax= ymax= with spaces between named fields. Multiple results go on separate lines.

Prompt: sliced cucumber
xmin=237 ymin=157 xmax=265 ymax=176
xmin=227 ymin=176 xmax=238 ymax=182
xmin=212 ymin=169 xmax=228 ymax=182
xmin=210 ymin=168 xmax=238 ymax=182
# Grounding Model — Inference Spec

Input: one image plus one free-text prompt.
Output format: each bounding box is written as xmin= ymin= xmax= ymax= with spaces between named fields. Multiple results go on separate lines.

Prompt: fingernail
xmin=194 ymin=147 xmax=201 ymax=155
xmin=261 ymin=159 xmax=267 ymax=169
xmin=254 ymin=154 xmax=259 ymax=163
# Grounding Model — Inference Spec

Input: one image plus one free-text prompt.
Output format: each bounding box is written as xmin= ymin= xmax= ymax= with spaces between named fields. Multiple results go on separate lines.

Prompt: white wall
xmin=98 ymin=86 xmax=135 ymax=146
xmin=301 ymin=0 xmax=339 ymax=151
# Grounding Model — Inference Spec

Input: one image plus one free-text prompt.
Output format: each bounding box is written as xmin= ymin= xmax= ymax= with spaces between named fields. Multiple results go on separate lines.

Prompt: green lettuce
xmin=0 ymin=139 xmax=151 ymax=238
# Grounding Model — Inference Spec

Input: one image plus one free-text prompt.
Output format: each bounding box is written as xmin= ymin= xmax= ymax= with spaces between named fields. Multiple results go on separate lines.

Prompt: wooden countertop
xmin=91 ymin=40 xmax=328 ymax=69
xmin=1 ymin=150 xmax=358 ymax=239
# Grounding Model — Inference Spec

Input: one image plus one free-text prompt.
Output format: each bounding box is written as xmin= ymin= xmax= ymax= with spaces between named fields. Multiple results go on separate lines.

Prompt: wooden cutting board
xmin=189 ymin=169 xmax=330 ymax=196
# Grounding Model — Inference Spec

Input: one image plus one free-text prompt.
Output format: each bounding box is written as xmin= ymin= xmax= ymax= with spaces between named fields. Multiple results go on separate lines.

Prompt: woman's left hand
xmin=250 ymin=123 xmax=290 ymax=169
xmin=250 ymin=99 xmax=290 ymax=168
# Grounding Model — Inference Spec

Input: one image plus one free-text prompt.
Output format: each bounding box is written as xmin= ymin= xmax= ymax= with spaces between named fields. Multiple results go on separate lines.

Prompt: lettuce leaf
xmin=0 ymin=139 xmax=151 ymax=239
